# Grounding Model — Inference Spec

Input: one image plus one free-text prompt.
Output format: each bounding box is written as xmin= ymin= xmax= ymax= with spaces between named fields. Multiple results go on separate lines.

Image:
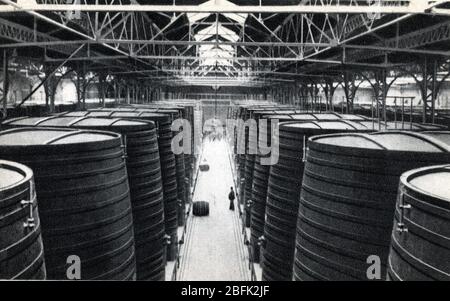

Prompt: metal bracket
xmin=163 ymin=234 xmax=171 ymax=246
xmin=396 ymin=189 xmax=410 ymax=234
xmin=23 ymin=217 xmax=36 ymax=229
xmin=239 ymin=178 xmax=245 ymax=191
xmin=246 ymin=199 xmax=253 ymax=209
xmin=302 ymin=135 xmax=307 ymax=162
xmin=257 ymin=235 xmax=266 ymax=248
xmin=20 ymin=199 xmax=34 ymax=206
xmin=121 ymin=134 xmax=128 ymax=160
xmin=22 ymin=180 xmax=36 ymax=229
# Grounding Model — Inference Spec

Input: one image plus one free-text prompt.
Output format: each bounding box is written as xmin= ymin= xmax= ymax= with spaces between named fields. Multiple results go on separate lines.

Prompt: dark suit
xmin=228 ymin=190 xmax=235 ymax=211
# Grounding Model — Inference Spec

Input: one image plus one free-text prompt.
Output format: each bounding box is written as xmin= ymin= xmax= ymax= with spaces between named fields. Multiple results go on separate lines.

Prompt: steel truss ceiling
xmin=1 ymin=0 xmax=449 ymax=14
xmin=0 ymin=0 xmax=449 ymax=87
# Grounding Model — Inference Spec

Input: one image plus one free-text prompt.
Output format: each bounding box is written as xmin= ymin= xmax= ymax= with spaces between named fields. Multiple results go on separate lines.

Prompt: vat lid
xmin=72 ymin=117 xmax=152 ymax=130
xmin=262 ymin=114 xmax=318 ymax=120
xmin=94 ymin=107 xmax=137 ymax=112
xmin=109 ymin=111 xmax=167 ymax=117
xmin=409 ymin=168 xmax=450 ymax=201
xmin=0 ymin=166 xmax=24 ymax=189
xmin=62 ymin=111 xmax=89 ymax=117
xmin=312 ymin=113 xmax=342 ymax=120
xmin=37 ymin=117 xmax=80 ymax=127
xmin=281 ymin=120 xmax=367 ymax=131
xmin=261 ymin=114 xmax=294 ymax=120
xmin=3 ymin=117 xmax=46 ymax=126
xmin=272 ymin=110 xmax=297 ymax=115
xmin=0 ymin=160 xmax=32 ymax=190
xmin=313 ymin=131 xmax=450 ymax=152
xmin=137 ymin=112 xmax=171 ymax=119
xmin=0 ymin=128 xmax=119 ymax=146
xmin=421 ymin=131 xmax=450 ymax=145
xmin=87 ymin=111 xmax=113 ymax=117
xmin=4 ymin=116 xmax=152 ymax=131
xmin=338 ymin=114 xmax=367 ymax=121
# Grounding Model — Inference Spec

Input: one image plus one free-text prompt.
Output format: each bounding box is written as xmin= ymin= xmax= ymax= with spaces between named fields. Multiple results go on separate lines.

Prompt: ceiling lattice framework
xmin=0 ymin=0 xmax=449 ymax=87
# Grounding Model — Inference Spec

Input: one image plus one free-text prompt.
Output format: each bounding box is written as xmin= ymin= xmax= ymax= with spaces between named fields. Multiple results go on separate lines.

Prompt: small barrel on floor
xmin=0 ymin=160 xmax=46 ymax=280
xmin=193 ymin=201 xmax=210 ymax=217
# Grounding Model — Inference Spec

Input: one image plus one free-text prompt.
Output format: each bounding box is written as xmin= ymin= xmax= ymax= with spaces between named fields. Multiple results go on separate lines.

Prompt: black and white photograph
xmin=0 ymin=0 xmax=449 ymax=290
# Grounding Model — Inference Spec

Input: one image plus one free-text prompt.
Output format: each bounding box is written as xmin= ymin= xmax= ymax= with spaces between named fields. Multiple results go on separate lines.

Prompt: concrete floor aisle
xmin=177 ymin=138 xmax=251 ymax=281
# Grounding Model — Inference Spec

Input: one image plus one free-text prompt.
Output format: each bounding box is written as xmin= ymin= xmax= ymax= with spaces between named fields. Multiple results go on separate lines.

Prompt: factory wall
xmin=2 ymin=72 xmax=450 ymax=109
xmin=331 ymin=82 xmax=450 ymax=109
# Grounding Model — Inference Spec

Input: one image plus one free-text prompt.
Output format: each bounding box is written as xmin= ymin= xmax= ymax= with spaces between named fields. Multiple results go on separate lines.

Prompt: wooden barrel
xmin=235 ymin=108 xmax=290 ymax=207
xmin=249 ymin=159 xmax=270 ymax=264
xmin=244 ymin=154 xmax=255 ymax=228
xmin=0 ymin=128 xmax=136 ymax=280
xmin=388 ymin=164 xmax=450 ymax=281
xmin=296 ymin=131 xmax=450 ymax=281
xmin=131 ymin=104 xmax=195 ymax=212
xmin=243 ymin=118 xmax=258 ymax=228
xmin=184 ymin=154 xmax=193 ymax=198
xmin=68 ymin=110 xmax=178 ymax=261
xmin=3 ymin=116 xmax=166 ymax=280
xmin=0 ymin=160 xmax=46 ymax=279
xmin=104 ymin=111 xmax=179 ymax=262
xmin=262 ymin=120 xmax=370 ymax=281
xmin=176 ymin=153 xmax=186 ymax=226
xmin=158 ymin=109 xmax=187 ymax=228
xmin=244 ymin=112 xmax=367 ymax=264
xmin=69 ymin=117 xmax=165 ymax=280
xmin=244 ymin=111 xmax=351 ymax=262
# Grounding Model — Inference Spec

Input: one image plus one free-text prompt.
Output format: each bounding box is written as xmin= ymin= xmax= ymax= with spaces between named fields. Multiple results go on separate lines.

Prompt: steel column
xmin=1 ymin=49 xmax=9 ymax=120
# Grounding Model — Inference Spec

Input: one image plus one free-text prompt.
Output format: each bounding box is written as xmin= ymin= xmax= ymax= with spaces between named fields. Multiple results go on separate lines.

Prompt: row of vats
xmin=0 ymin=103 xmax=201 ymax=280
xmin=230 ymin=104 xmax=450 ymax=281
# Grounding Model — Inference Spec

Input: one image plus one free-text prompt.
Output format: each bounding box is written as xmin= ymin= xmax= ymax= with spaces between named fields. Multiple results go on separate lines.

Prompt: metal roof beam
xmin=110 ymin=68 xmax=335 ymax=78
xmin=0 ymin=17 xmax=147 ymax=72
xmin=0 ymin=39 xmax=329 ymax=48
xmin=4 ymin=39 xmax=448 ymax=57
xmin=43 ymin=54 xmax=401 ymax=68
xmin=0 ymin=0 xmax=165 ymax=73
xmin=0 ymin=1 xmax=448 ymax=15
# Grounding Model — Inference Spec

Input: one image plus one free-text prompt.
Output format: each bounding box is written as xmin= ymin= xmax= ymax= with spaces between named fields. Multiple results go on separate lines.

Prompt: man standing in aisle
xmin=228 ymin=187 xmax=235 ymax=211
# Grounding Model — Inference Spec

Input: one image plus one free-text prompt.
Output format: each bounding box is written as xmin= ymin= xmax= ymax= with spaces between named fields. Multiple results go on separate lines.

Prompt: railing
xmin=369 ymin=95 xmax=416 ymax=130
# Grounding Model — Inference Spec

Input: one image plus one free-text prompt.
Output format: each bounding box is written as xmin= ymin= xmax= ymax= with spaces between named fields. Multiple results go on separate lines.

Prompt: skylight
xmin=185 ymin=0 xmax=248 ymax=68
